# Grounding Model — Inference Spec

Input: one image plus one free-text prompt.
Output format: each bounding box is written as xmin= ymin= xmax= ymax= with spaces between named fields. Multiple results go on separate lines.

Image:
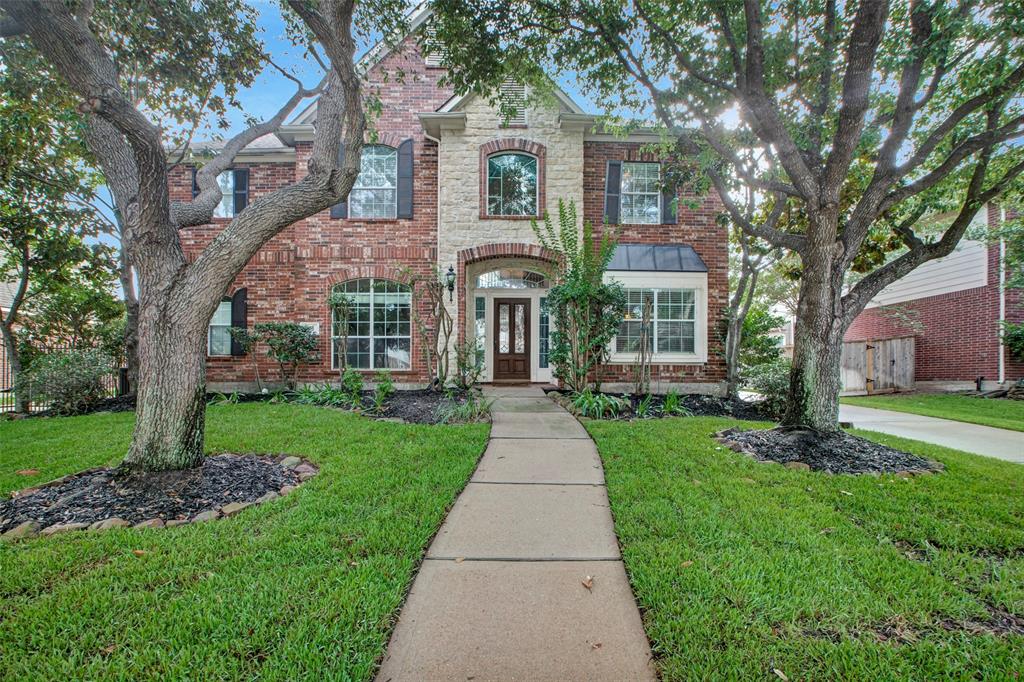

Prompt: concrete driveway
xmin=839 ymin=403 xmax=1024 ymax=464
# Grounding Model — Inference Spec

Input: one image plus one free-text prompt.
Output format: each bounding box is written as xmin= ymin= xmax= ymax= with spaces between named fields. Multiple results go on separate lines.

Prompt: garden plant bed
xmin=1 ymin=453 xmax=317 ymax=539
xmin=718 ymin=426 xmax=943 ymax=475
xmin=366 ymin=387 xmax=480 ymax=424
xmin=546 ymin=388 xmax=766 ymax=420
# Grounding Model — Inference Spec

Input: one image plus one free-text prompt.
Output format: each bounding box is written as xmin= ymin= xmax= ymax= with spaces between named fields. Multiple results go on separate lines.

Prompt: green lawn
xmin=842 ymin=393 xmax=1024 ymax=432
xmin=0 ymin=404 xmax=488 ymax=681
xmin=587 ymin=417 xmax=1024 ymax=680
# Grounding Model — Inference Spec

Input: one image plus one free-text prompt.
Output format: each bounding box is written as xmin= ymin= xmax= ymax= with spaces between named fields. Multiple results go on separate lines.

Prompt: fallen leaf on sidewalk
xmin=454 ymin=557 xmax=465 ymax=563
xmin=581 ymin=575 xmax=594 ymax=591
xmin=591 ymin=642 xmax=602 ymax=650
xmin=773 ymin=669 xmax=789 ymax=681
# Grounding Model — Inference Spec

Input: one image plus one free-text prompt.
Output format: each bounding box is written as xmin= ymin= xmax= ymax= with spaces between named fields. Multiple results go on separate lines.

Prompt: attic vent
xmin=422 ymin=25 xmax=444 ymax=67
xmin=499 ymin=79 xmax=527 ymax=126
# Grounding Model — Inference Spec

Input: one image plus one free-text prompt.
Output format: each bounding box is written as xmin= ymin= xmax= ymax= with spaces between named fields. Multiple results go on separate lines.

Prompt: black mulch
xmin=0 ymin=455 xmax=297 ymax=533
xmin=368 ymin=388 xmax=475 ymax=424
xmin=719 ymin=426 xmax=942 ymax=475
xmin=545 ymin=388 xmax=766 ymax=421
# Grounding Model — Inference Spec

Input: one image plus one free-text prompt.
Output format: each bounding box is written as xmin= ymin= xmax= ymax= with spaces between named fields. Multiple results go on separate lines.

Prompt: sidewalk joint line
xmin=425 ymin=556 xmax=622 ymax=562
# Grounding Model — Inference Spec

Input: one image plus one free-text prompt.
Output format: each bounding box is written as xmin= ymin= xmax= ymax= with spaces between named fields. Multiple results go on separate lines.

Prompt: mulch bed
xmin=0 ymin=454 xmax=302 ymax=534
xmin=545 ymin=388 xmax=766 ymax=421
xmin=718 ymin=426 xmax=942 ymax=475
xmin=15 ymin=389 xmax=476 ymax=425
xmin=368 ymin=388 xmax=476 ymax=424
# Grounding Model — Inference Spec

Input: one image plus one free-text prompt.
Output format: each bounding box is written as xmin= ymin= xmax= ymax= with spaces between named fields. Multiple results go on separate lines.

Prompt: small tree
xmin=252 ymin=322 xmax=319 ymax=390
xmin=533 ymin=200 xmax=625 ymax=394
xmin=410 ymin=269 xmax=453 ymax=388
xmin=327 ymin=290 xmax=354 ymax=376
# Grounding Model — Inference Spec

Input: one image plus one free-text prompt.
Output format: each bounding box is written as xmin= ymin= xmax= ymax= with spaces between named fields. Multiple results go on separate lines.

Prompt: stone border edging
xmin=1 ymin=454 xmax=319 ymax=541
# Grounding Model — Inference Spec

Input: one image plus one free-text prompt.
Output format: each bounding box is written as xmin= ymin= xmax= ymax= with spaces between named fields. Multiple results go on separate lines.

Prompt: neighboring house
xmin=845 ymin=205 xmax=1023 ymax=390
xmin=174 ymin=5 xmax=728 ymax=394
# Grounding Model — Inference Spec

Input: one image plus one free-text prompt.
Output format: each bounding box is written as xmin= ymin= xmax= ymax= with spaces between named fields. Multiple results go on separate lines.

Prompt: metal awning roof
xmin=607 ymin=244 xmax=708 ymax=272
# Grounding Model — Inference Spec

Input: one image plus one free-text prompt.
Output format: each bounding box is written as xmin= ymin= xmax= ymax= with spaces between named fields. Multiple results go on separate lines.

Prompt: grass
xmin=842 ymin=392 xmax=1024 ymax=432
xmin=586 ymin=416 xmax=1024 ymax=680
xmin=0 ymin=403 xmax=488 ymax=681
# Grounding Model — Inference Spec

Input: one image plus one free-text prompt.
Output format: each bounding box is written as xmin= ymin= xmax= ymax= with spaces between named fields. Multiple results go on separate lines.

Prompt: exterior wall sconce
xmin=444 ymin=265 xmax=456 ymax=303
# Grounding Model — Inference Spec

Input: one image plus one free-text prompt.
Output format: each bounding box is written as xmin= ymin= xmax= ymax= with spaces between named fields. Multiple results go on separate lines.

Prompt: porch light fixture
xmin=444 ymin=265 xmax=456 ymax=302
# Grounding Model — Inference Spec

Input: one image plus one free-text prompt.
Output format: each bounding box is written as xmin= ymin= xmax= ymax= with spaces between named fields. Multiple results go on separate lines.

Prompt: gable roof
xmin=290 ymin=1 xmax=434 ymax=126
xmin=290 ymin=2 xmax=585 ymax=126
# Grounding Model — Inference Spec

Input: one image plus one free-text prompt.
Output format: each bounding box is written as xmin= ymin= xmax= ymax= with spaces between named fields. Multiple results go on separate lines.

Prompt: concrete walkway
xmin=839 ymin=403 xmax=1024 ymax=464
xmin=376 ymin=385 xmax=655 ymax=681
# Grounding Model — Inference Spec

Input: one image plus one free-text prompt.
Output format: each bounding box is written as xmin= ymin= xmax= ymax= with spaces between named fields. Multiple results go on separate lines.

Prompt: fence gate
xmin=841 ymin=336 xmax=915 ymax=396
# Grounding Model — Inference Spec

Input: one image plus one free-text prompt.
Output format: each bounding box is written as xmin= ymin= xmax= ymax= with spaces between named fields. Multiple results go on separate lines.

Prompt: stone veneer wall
xmin=437 ymin=95 xmax=586 ymax=348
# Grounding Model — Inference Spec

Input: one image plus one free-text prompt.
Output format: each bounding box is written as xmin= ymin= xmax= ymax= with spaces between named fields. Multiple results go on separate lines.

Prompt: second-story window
xmin=349 ymin=145 xmax=398 ymax=219
xmin=621 ymin=162 xmax=661 ymax=225
xmin=193 ymin=167 xmax=248 ymax=218
xmin=487 ymin=152 xmax=537 ymax=216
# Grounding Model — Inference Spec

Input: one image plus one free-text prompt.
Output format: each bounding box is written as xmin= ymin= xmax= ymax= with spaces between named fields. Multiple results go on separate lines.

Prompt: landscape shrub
xmin=533 ymin=200 xmax=625 ymax=393
xmin=341 ymin=367 xmax=364 ymax=409
xmin=436 ymin=392 xmax=493 ymax=423
xmin=373 ymin=370 xmax=394 ymax=413
xmin=252 ymin=322 xmax=319 ymax=389
xmin=19 ymin=348 xmax=113 ymax=415
xmin=451 ymin=340 xmax=484 ymax=390
xmin=661 ymin=389 xmax=693 ymax=417
xmin=571 ymin=389 xmax=627 ymax=419
xmin=743 ymin=358 xmax=791 ymax=420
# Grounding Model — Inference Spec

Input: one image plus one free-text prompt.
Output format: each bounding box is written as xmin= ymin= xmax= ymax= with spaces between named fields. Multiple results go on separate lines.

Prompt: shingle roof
xmin=607 ymin=244 xmax=708 ymax=273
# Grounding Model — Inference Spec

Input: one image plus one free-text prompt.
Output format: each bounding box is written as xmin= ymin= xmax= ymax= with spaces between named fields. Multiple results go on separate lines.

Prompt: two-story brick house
xmin=173 ymin=6 xmax=729 ymax=395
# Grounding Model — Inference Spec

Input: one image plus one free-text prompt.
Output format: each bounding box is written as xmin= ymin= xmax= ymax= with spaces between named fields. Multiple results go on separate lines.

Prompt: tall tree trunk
xmin=782 ymin=236 xmax=846 ymax=432
xmin=121 ymin=294 xmax=208 ymax=470
xmin=119 ymin=246 xmax=140 ymax=394
xmin=1 ymin=325 xmax=29 ymax=414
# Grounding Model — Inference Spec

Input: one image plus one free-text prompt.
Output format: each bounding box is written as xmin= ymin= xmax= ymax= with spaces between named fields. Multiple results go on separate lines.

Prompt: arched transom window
xmin=476 ymin=268 xmax=548 ymax=289
xmin=486 ymin=152 xmax=537 ymax=216
xmin=331 ymin=278 xmax=411 ymax=370
xmin=350 ymin=145 xmax=398 ymax=219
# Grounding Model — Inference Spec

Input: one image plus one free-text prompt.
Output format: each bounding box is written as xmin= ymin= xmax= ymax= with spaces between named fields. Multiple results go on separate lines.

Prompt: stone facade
xmin=171 ymin=30 xmax=730 ymax=393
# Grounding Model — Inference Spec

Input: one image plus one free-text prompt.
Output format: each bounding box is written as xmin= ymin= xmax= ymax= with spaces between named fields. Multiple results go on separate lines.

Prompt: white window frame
xmin=330 ymin=279 xmax=412 ymax=371
xmin=208 ymin=300 xmax=232 ymax=356
xmin=349 ymin=145 xmax=398 ymax=219
xmin=213 ymin=171 xmax=234 ymax=218
xmin=604 ymin=271 xmax=708 ymax=363
xmin=620 ymin=162 xmax=661 ymax=225
xmin=486 ymin=152 xmax=539 ymax=217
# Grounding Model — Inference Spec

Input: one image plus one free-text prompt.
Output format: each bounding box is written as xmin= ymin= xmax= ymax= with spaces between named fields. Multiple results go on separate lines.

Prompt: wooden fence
xmin=840 ymin=336 xmax=915 ymax=396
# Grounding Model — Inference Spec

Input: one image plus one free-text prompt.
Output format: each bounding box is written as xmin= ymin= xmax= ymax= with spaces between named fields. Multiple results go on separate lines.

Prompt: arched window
xmin=476 ymin=268 xmax=548 ymax=289
xmin=349 ymin=145 xmax=398 ymax=219
xmin=331 ymin=278 xmax=411 ymax=370
xmin=487 ymin=152 xmax=537 ymax=216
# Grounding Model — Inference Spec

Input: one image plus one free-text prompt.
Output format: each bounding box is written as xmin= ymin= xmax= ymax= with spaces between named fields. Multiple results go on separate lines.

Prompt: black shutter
xmin=230 ymin=288 xmax=248 ymax=356
xmin=330 ymin=144 xmax=348 ymax=219
xmin=396 ymin=139 xmax=414 ymax=219
xmin=604 ymin=160 xmax=622 ymax=224
xmin=191 ymin=167 xmax=199 ymax=198
xmin=661 ymin=171 xmax=677 ymax=225
xmin=233 ymin=168 xmax=249 ymax=214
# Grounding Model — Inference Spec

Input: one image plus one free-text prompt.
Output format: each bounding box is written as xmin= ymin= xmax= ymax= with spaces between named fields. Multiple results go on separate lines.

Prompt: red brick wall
xmin=845 ymin=205 xmax=1024 ymax=384
xmin=583 ymin=142 xmax=729 ymax=385
xmin=174 ymin=34 xmax=454 ymax=384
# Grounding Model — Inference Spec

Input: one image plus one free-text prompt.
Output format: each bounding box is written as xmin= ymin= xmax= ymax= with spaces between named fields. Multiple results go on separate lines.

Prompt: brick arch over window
xmin=480 ymin=138 xmax=547 ymax=220
xmin=367 ymin=131 xmax=405 ymax=149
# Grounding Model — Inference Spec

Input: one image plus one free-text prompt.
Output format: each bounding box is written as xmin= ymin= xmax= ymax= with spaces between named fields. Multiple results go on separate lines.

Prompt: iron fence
xmin=0 ymin=343 xmax=127 ymax=413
